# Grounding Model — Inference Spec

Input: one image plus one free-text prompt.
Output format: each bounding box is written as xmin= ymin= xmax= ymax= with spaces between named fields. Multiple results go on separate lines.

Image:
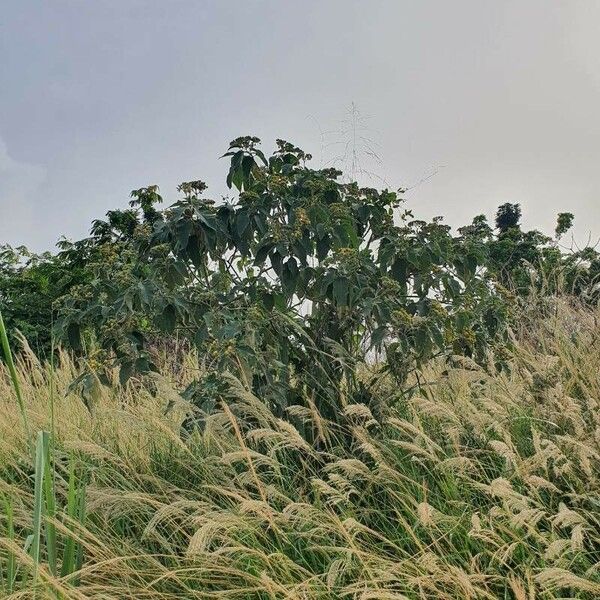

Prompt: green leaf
xmin=390 ymin=258 xmax=407 ymax=283
xmin=430 ymin=326 xmax=445 ymax=350
xmin=237 ymin=210 xmax=251 ymax=237
xmin=415 ymin=327 xmax=432 ymax=357
xmin=273 ymin=293 xmax=286 ymax=310
xmin=160 ymin=304 xmax=177 ymax=334
xmin=371 ymin=326 xmax=387 ymax=348
xmin=176 ymin=219 xmax=193 ymax=250
xmin=138 ymin=281 xmax=153 ymax=306
xmin=119 ymin=361 xmax=134 ymax=386
xmin=254 ymin=241 xmax=273 ymax=266
xmin=261 ymin=292 xmax=275 ymax=311
xmin=317 ymin=235 xmax=330 ymax=261
xmin=270 ymin=250 xmax=283 ymax=276
xmin=67 ymin=322 xmax=82 ymax=353
xmin=456 ymin=311 xmax=471 ymax=332
xmin=194 ymin=322 xmax=209 ymax=346
xmin=31 ymin=431 xmax=49 ymax=586
xmin=333 ymin=277 xmax=349 ymax=306
xmin=219 ymin=322 xmax=240 ymax=340
xmin=282 ymin=258 xmax=299 ymax=295
xmin=241 ymin=154 xmax=256 ymax=188
xmin=292 ymin=239 xmax=308 ymax=265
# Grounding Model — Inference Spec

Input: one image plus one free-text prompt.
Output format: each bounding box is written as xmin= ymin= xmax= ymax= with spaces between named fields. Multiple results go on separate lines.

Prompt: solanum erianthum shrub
xmin=56 ymin=137 xmax=509 ymax=421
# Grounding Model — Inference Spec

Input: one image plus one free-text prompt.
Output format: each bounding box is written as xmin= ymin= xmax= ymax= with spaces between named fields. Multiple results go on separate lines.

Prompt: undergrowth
xmin=1 ymin=300 xmax=600 ymax=598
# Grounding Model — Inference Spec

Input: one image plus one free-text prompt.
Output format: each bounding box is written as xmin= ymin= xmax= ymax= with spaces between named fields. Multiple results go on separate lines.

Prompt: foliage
xmin=460 ymin=207 xmax=599 ymax=299
xmin=0 ymin=246 xmax=86 ymax=355
xmin=54 ymin=137 xmax=508 ymax=420
xmin=556 ymin=212 xmax=574 ymax=239
xmin=2 ymin=136 xmax=599 ymax=423
xmin=495 ymin=202 xmax=522 ymax=232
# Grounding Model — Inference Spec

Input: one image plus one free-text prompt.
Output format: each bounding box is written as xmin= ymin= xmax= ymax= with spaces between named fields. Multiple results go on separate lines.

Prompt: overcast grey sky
xmin=1 ymin=1 xmax=599 ymax=251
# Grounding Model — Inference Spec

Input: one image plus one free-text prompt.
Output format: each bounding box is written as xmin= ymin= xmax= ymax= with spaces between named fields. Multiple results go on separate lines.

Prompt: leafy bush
xmin=2 ymin=136 xmax=599 ymax=424
xmin=54 ymin=138 xmax=509 ymax=420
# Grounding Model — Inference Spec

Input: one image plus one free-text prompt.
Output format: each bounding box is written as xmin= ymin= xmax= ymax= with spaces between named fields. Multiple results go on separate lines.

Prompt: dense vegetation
xmin=1 ymin=137 xmax=600 ymax=598
xmin=2 ymin=138 xmax=599 ymax=413
xmin=3 ymin=301 xmax=600 ymax=598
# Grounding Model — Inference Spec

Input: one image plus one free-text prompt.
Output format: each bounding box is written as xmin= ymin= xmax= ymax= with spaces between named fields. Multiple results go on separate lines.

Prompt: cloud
xmin=0 ymin=138 xmax=46 ymax=248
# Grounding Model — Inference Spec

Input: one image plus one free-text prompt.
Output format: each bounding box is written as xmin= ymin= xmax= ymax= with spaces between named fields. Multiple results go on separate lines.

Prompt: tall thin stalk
xmin=0 ymin=493 xmax=16 ymax=594
xmin=0 ymin=308 xmax=32 ymax=452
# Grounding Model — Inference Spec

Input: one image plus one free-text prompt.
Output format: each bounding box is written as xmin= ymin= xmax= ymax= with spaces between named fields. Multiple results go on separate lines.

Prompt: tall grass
xmin=0 ymin=309 xmax=86 ymax=598
xmin=0 ymin=309 xmax=31 ymax=451
xmin=1 ymin=300 xmax=600 ymax=598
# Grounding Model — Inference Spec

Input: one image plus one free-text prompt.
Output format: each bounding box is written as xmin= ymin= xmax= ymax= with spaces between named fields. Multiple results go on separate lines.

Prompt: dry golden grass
xmin=1 ymin=300 xmax=600 ymax=598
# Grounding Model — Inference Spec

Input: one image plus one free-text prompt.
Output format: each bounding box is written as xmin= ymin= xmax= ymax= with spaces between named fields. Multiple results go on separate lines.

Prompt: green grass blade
xmin=42 ymin=440 xmax=57 ymax=576
xmin=60 ymin=459 xmax=78 ymax=578
xmin=46 ymin=318 xmax=59 ymax=580
xmin=60 ymin=458 xmax=87 ymax=584
xmin=0 ymin=308 xmax=32 ymax=453
xmin=31 ymin=431 xmax=49 ymax=587
xmin=73 ymin=481 xmax=86 ymax=586
xmin=1 ymin=494 xmax=16 ymax=593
